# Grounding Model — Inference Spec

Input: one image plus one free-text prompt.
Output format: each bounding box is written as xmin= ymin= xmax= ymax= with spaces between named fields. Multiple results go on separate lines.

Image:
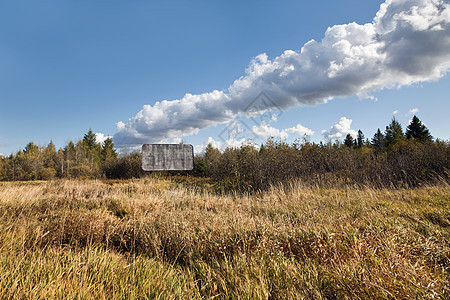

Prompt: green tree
xmin=83 ymin=128 xmax=98 ymax=150
xmin=344 ymin=134 xmax=354 ymax=148
xmin=64 ymin=141 xmax=76 ymax=159
xmin=406 ymin=115 xmax=432 ymax=142
xmin=101 ymin=137 xmax=117 ymax=161
xmin=371 ymin=129 xmax=385 ymax=149
xmin=24 ymin=142 xmax=39 ymax=155
xmin=204 ymin=143 xmax=221 ymax=177
xmin=22 ymin=142 xmax=43 ymax=180
xmin=43 ymin=141 xmax=57 ymax=169
xmin=192 ymin=156 xmax=207 ymax=177
xmin=356 ymin=130 xmax=365 ymax=148
xmin=384 ymin=118 xmax=404 ymax=147
xmin=82 ymin=129 xmax=102 ymax=172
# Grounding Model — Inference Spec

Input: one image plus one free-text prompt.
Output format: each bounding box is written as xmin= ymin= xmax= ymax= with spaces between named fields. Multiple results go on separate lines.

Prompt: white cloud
xmin=95 ymin=133 xmax=112 ymax=145
xmin=194 ymin=137 xmax=223 ymax=154
xmin=114 ymin=0 xmax=450 ymax=149
xmin=322 ymin=117 xmax=358 ymax=140
xmin=251 ymin=121 xmax=289 ymax=140
xmin=285 ymin=123 xmax=315 ymax=136
xmin=250 ymin=121 xmax=314 ymax=140
xmin=393 ymin=110 xmax=399 ymax=115
xmin=409 ymin=107 xmax=420 ymax=114
xmin=194 ymin=136 xmax=254 ymax=154
xmin=224 ymin=137 xmax=248 ymax=149
xmin=195 ymin=136 xmax=264 ymax=154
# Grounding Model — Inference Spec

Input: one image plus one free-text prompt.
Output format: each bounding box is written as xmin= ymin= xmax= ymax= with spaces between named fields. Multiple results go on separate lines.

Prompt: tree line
xmin=0 ymin=129 xmax=142 ymax=181
xmin=194 ymin=115 xmax=449 ymax=189
xmin=0 ymin=116 xmax=449 ymax=188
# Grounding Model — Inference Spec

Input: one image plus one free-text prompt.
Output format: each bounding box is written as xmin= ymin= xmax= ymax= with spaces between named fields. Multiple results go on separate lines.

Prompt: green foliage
xmin=68 ymin=164 xmax=93 ymax=179
xmin=371 ymin=128 xmax=385 ymax=149
xmin=356 ymin=129 xmax=365 ymax=148
xmin=204 ymin=143 xmax=221 ymax=177
xmin=384 ymin=117 xmax=405 ymax=147
xmin=200 ymin=135 xmax=448 ymax=191
xmin=406 ymin=115 xmax=433 ymax=142
xmin=192 ymin=156 xmax=207 ymax=177
xmin=101 ymin=137 xmax=117 ymax=161
xmin=38 ymin=167 xmax=57 ymax=180
xmin=0 ymin=116 xmax=447 ymax=187
xmin=82 ymin=128 xmax=98 ymax=150
xmin=344 ymin=133 xmax=354 ymax=147
xmin=101 ymin=152 xmax=144 ymax=179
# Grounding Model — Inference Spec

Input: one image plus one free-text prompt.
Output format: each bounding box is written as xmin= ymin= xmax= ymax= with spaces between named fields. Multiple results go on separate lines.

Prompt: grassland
xmin=0 ymin=179 xmax=448 ymax=299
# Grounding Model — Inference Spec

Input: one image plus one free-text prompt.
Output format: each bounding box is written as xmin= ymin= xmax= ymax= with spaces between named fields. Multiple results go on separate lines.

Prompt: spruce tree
xmin=406 ymin=115 xmax=432 ymax=142
xmin=371 ymin=129 xmax=384 ymax=149
xmin=101 ymin=137 xmax=118 ymax=161
xmin=344 ymin=134 xmax=354 ymax=148
xmin=82 ymin=129 xmax=102 ymax=173
xmin=83 ymin=128 xmax=98 ymax=150
xmin=356 ymin=130 xmax=365 ymax=148
xmin=384 ymin=118 xmax=404 ymax=147
xmin=43 ymin=140 xmax=57 ymax=169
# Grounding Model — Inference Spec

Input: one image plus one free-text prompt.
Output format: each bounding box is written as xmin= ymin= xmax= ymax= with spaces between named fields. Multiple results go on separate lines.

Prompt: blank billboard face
xmin=142 ymin=144 xmax=194 ymax=171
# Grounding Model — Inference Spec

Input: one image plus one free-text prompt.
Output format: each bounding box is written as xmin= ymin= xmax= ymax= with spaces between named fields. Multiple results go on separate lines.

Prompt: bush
xmin=68 ymin=165 xmax=92 ymax=179
xmin=101 ymin=152 xmax=145 ymax=179
xmin=38 ymin=167 xmax=57 ymax=180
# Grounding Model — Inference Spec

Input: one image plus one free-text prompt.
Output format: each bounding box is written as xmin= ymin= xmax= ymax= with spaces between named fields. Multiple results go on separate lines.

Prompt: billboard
xmin=142 ymin=144 xmax=194 ymax=171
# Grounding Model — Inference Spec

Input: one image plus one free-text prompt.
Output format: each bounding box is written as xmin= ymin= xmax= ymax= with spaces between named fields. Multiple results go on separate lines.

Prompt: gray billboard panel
xmin=142 ymin=144 xmax=194 ymax=171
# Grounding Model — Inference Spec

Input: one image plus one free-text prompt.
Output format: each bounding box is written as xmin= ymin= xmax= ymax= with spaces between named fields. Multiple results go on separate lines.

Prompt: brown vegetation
xmin=1 ymin=117 xmax=448 ymax=192
xmin=0 ymin=179 xmax=448 ymax=298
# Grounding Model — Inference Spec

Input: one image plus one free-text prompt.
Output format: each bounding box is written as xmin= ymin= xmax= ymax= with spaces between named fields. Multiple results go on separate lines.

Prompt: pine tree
xmin=406 ymin=115 xmax=432 ymax=142
xmin=371 ymin=129 xmax=385 ymax=149
xmin=101 ymin=137 xmax=118 ymax=161
xmin=83 ymin=128 xmax=98 ymax=150
xmin=82 ymin=129 xmax=102 ymax=172
xmin=356 ymin=130 xmax=365 ymax=148
xmin=204 ymin=143 xmax=221 ymax=177
xmin=24 ymin=142 xmax=39 ymax=155
xmin=44 ymin=140 xmax=57 ymax=169
xmin=344 ymin=134 xmax=354 ymax=148
xmin=384 ymin=118 xmax=404 ymax=147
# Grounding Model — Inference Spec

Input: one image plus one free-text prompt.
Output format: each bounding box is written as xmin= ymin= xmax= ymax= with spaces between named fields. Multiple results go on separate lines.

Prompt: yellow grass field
xmin=0 ymin=179 xmax=448 ymax=299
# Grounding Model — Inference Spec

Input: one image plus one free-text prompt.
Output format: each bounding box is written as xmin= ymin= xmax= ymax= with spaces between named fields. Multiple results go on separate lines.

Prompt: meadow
xmin=0 ymin=178 xmax=448 ymax=299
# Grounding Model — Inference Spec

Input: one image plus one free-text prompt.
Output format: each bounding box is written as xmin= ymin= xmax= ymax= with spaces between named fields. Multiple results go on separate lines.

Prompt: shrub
xmin=38 ymin=167 xmax=57 ymax=180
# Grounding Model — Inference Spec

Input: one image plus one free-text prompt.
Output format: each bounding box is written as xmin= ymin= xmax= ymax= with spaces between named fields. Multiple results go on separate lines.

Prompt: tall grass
xmin=0 ymin=179 xmax=448 ymax=298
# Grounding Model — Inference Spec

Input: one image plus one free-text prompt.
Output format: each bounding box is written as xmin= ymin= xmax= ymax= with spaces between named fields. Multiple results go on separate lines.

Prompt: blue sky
xmin=0 ymin=0 xmax=449 ymax=155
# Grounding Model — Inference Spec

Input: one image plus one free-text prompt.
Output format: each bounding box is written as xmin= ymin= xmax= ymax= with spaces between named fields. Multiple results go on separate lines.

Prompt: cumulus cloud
xmin=251 ymin=121 xmax=289 ymax=140
xmin=114 ymin=0 xmax=450 ymax=149
xmin=194 ymin=136 xmax=256 ymax=154
xmin=409 ymin=107 xmax=420 ymax=114
xmin=251 ymin=122 xmax=315 ymax=140
xmin=194 ymin=137 xmax=223 ymax=154
xmin=322 ymin=117 xmax=358 ymax=140
xmin=95 ymin=133 xmax=112 ymax=145
xmin=285 ymin=124 xmax=315 ymax=136
xmin=393 ymin=110 xmax=399 ymax=115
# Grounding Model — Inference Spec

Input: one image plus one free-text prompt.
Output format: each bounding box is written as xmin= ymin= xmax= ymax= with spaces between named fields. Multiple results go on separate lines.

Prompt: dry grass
xmin=0 ymin=179 xmax=448 ymax=299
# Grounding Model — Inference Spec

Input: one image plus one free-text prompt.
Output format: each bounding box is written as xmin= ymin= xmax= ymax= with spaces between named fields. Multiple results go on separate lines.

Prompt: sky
xmin=0 ymin=0 xmax=449 ymax=156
